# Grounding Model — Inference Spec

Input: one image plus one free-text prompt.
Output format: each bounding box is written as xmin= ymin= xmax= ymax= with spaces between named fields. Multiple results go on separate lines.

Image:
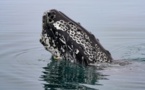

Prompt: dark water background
xmin=0 ymin=0 xmax=145 ymax=90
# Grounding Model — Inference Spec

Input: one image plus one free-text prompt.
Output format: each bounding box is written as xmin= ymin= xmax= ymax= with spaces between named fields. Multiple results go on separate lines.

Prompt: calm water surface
xmin=0 ymin=0 xmax=145 ymax=90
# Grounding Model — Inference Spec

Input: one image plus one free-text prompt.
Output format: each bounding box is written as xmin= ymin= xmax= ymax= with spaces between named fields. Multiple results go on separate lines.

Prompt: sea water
xmin=0 ymin=0 xmax=145 ymax=90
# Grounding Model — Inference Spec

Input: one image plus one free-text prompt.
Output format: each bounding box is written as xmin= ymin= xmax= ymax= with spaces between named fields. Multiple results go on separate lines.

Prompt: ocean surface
xmin=0 ymin=0 xmax=145 ymax=90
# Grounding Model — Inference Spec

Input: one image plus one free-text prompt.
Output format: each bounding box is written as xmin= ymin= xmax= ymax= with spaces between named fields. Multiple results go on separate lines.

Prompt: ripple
xmin=0 ymin=45 xmax=49 ymax=90
xmin=40 ymin=59 xmax=108 ymax=90
xmin=98 ymin=61 xmax=145 ymax=90
xmin=13 ymin=47 xmax=48 ymax=65
xmin=111 ymin=42 xmax=145 ymax=62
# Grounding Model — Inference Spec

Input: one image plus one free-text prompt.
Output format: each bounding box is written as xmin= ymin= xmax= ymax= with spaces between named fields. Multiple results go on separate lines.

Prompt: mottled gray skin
xmin=40 ymin=9 xmax=113 ymax=65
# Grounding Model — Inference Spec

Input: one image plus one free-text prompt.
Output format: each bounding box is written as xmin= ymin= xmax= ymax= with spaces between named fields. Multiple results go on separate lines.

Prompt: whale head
xmin=40 ymin=9 xmax=113 ymax=65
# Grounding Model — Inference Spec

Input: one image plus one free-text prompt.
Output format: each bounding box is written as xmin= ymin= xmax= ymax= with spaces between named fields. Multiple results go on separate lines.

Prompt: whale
xmin=40 ymin=9 xmax=113 ymax=65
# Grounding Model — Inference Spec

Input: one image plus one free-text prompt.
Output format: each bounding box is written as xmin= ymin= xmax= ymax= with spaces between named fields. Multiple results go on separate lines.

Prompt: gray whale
xmin=40 ymin=9 xmax=113 ymax=65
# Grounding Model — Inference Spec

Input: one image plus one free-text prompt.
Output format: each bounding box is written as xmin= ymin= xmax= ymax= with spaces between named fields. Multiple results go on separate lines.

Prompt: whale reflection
xmin=41 ymin=57 xmax=108 ymax=90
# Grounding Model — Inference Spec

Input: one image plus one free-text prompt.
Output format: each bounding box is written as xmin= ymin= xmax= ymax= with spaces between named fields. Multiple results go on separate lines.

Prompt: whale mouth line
xmin=40 ymin=9 xmax=113 ymax=65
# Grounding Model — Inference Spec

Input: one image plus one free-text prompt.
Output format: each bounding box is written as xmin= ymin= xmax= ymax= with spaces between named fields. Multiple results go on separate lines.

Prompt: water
xmin=0 ymin=0 xmax=145 ymax=90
